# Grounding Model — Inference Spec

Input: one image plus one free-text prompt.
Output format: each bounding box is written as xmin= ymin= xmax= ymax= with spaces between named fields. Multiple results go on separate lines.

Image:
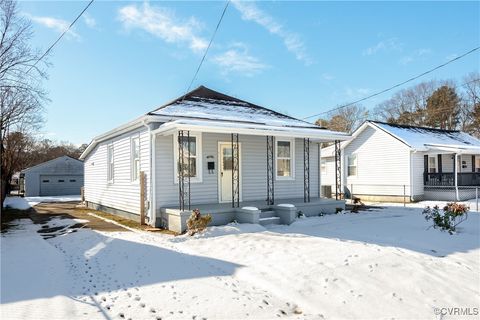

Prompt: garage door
xmin=39 ymin=175 xmax=84 ymax=196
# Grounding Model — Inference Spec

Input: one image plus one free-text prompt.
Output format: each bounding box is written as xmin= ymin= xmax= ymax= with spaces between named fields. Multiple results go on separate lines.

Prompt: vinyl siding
xmin=320 ymin=157 xmax=336 ymax=186
xmin=155 ymin=133 xmax=320 ymax=209
xmin=411 ymin=152 xmax=425 ymax=199
xmin=84 ymin=128 xmax=151 ymax=217
xmin=342 ymin=125 xmax=412 ymax=196
xmin=23 ymin=157 xmax=84 ymax=196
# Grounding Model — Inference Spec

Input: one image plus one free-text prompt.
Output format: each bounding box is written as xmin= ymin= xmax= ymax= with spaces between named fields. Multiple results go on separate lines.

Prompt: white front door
xmin=219 ymin=143 xmax=240 ymax=203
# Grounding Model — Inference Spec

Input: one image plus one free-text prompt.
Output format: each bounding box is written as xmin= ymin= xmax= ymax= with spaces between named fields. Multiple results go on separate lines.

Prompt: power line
xmin=303 ymin=46 xmax=480 ymax=120
xmin=182 ymin=0 xmax=230 ymax=99
xmin=27 ymin=0 xmax=94 ymax=74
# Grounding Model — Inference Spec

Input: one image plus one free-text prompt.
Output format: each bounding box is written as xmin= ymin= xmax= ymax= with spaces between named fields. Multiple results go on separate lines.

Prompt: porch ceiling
xmin=151 ymin=119 xmax=351 ymax=142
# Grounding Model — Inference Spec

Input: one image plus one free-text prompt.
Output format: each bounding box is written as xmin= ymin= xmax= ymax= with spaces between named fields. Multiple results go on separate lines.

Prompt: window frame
xmin=275 ymin=138 xmax=295 ymax=180
xmin=107 ymin=144 xmax=114 ymax=184
xmin=320 ymin=158 xmax=327 ymax=174
xmin=428 ymin=155 xmax=437 ymax=173
xmin=476 ymin=156 xmax=480 ymax=173
xmin=173 ymin=132 xmax=202 ymax=183
xmin=130 ymin=135 xmax=141 ymax=182
xmin=347 ymin=154 xmax=357 ymax=177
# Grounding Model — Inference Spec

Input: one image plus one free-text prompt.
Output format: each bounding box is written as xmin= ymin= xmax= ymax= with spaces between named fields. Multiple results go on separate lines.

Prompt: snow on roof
xmin=370 ymin=121 xmax=480 ymax=152
xmin=149 ymin=86 xmax=319 ymax=129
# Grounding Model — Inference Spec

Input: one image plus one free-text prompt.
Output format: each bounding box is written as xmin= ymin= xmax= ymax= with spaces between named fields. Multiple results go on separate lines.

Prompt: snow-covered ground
xmin=363 ymin=198 xmax=480 ymax=212
xmin=2 ymin=195 xmax=81 ymax=210
xmin=1 ymin=206 xmax=479 ymax=319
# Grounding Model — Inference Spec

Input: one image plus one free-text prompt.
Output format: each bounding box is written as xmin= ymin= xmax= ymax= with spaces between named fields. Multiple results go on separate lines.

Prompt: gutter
xmin=151 ymin=119 xmax=351 ymax=141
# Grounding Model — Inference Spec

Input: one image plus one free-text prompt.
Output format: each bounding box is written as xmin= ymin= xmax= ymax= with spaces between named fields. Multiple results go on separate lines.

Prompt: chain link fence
xmin=336 ymin=183 xmax=480 ymax=212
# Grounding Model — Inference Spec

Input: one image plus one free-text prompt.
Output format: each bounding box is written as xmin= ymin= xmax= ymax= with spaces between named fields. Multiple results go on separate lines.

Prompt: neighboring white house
xmin=321 ymin=121 xmax=480 ymax=202
xmin=20 ymin=156 xmax=84 ymax=197
xmin=80 ymin=86 xmax=350 ymax=232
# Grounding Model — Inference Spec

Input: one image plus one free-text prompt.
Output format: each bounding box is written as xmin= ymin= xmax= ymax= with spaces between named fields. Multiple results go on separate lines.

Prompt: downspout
xmin=317 ymin=143 xmax=321 ymax=198
xmin=410 ymin=149 xmax=417 ymax=202
xmin=142 ymin=120 xmax=155 ymax=227
xmin=454 ymin=153 xmax=459 ymax=201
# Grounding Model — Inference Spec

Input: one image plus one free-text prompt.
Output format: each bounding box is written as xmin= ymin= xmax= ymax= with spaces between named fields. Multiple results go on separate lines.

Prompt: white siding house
xmin=81 ymin=86 xmax=351 ymax=232
xmin=321 ymin=121 xmax=480 ymax=202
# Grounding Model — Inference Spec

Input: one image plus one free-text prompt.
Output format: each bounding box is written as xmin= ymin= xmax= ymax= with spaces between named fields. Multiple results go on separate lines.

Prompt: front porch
xmin=161 ymin=197 xmax=345 ymax=233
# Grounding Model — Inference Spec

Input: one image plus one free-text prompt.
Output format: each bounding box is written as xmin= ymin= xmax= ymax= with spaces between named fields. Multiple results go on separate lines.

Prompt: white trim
xmin=173 ymin=131 xmax=203 ymax=183
xmin=275 ymin=138 xmax=295 ymax=180
xmin=151 ymin=119 xmax=351 ymax=142
xmin=217 ymin=142 xmax=243 ymax=203
xmin=107 ymin=144 xmax=114 ymax=184
xmin=320 ymin=158 xmax=327 ymax=175
xmin=130 ymin=135 xmax=141 ymax=183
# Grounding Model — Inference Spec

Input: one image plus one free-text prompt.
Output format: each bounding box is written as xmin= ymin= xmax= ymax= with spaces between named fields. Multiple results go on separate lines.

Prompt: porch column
xmin=303 ymin=138 xmax=310 ymax=202
xmin=178 ymin=130 xmax=191 ymax=211
xmin=266 ymin=136 xmax=275 ymax=205
xmin=454 ymin=153 xmax=459 ymax=201
xmin=334 ymin=140 xmax=342 ymax=200
xmin=231 ymin=133 xmax=240 ymax=208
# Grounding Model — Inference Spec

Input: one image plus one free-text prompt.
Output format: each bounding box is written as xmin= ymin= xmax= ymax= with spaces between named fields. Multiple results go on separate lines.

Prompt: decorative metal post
xmin=266 ymin=136 xmax=275 ymax=205
xmin=178 ymin=130 xmax=191 ymax=211
xmin=303 ymin=138 xmax=310 ymax=203
xmin=334 ymin=140 xmax=342 ymax=200
xmin=231 ymin=133 xmax=240 ymax=208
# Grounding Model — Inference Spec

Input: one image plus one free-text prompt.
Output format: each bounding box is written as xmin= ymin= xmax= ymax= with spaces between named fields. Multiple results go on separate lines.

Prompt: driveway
xmin=30 ymin=201 xmax=128 ymax=232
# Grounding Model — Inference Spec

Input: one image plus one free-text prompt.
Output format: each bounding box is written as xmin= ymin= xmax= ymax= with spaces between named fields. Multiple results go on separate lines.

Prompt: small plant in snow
xmin=335 ymin=207 xmax=343 ymax=214
xmin=297 ymin=210 xmax=305 ymax=218
xmin=186 ymin=209 xmax=212 ymax=236
xmin=422 ymin=203 xmax=469 ymax=234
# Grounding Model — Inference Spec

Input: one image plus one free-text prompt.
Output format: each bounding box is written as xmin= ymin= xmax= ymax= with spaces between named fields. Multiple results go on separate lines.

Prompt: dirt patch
xmin=1 ymin=208 xmax=32 ymax=233
xmin=32 ymin=202 xmax=128 ymax=232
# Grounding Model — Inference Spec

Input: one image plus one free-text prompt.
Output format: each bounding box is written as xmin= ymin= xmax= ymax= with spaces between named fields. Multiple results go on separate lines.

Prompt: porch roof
xmin=151 ymin=119 xmax=351 ymax=142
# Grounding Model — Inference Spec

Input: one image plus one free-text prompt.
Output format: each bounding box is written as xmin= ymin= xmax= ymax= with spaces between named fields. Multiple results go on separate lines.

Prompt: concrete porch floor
xmin=166 ymin=197 xmax=344 ymax=213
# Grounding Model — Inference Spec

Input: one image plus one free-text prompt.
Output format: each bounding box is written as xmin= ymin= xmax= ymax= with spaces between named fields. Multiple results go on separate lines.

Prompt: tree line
xmin=1 ymin=0 xmax=87 ymax=205
xmin=316 ymin=72 xmax=480 ymax=137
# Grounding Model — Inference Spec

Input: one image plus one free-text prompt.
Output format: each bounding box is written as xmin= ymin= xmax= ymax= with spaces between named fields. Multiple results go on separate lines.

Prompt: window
xmin=320 ymin=159 xmax=327 ymax=174
xmin=347 ymin=155 xmax=357 ymax=176
xmin=69 ymin=179 xmax=76 ymax=182
xmin=174 ymin=133 xmax=202 ymax=182
xmin=131 ymin=136 xmax=140 ymax=182
xmin=476 ymin=156 xmax=480 ymax=173
xmin=428 ymin=156 xmax=437 ymax=173
xmin=276 ymin=139 xmax=294 ymax=179
xmin=42 ymin=180 xmax=49 ymax=183
xmin=107 ymin=144 xmax=114 ymax=183
xmin=58 ymin=179 xmax=64 ymax=182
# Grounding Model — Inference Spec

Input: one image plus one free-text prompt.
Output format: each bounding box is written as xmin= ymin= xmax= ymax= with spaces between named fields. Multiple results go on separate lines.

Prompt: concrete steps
xmin=259 ymin=210 xmax=276 ymax=219
xmin=259 ymin=216 xmax=281 ymax=226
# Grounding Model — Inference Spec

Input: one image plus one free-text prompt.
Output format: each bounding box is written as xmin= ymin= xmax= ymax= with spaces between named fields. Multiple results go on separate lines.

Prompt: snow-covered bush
xmin=186 ymin=209 xmax=212 ymax=236
xmin=422 ymin=203 xmax=469 ymax=234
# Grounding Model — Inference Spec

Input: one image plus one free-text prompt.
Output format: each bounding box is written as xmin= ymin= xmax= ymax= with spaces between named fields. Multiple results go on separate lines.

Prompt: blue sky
xmin=20 ymin=1 xmax=480 ymax=144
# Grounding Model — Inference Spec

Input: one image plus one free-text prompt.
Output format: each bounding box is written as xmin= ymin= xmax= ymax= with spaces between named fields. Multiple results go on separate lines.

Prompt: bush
xmin=422 ymin=203 xmax=469 ymax=234
xmin=186 ymin=209 xmax=212 ymax=236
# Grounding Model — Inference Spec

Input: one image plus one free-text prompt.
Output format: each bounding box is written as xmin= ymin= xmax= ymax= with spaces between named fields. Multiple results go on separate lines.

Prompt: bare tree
xmin=316 ymin=104 xmax=369 ymax=133
xmin=459 ymin=72 xmax=480 ymax=136
xmin=1 ymin=0 xmax=47 ymax=206
xmin=372 ymin=80 xmax=438 ymax=125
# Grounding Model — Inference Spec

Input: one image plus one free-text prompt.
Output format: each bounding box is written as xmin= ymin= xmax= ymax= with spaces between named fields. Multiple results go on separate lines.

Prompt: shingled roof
xmin=148 ymin=86 xmax=318 ymax=128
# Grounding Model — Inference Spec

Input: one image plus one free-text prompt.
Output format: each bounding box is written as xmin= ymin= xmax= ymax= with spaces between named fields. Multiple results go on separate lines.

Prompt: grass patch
xmin=74 ymin=208 xmax=177 ymax=235
xmin=1 ymin=208 xmax=31 ymax=233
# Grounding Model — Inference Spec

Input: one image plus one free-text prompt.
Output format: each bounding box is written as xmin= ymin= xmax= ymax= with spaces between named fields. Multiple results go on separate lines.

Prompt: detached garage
xmin=21 ymin=156 xmax=84 ymax=197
